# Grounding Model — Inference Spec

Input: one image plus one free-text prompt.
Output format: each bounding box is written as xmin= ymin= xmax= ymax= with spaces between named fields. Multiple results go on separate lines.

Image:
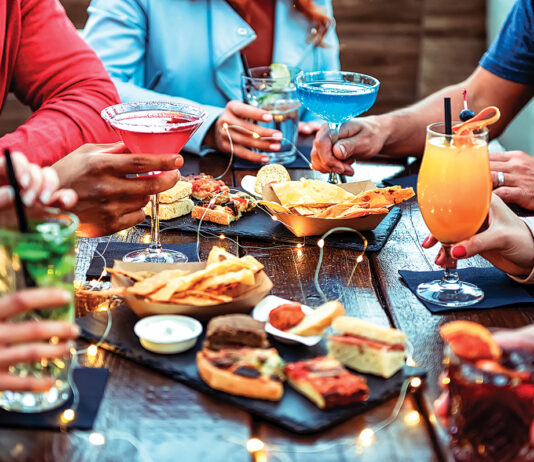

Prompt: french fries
xmin=107 ymin=247 xmax=264 ymax=306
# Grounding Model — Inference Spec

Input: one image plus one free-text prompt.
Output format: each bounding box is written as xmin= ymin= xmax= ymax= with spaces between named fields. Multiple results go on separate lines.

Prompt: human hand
xmin=298 ymin=121 xmax=321 ymax=136
xmin=422 ymin=195 xmax=534 ymax=276
xmin=52 ymin=142 xmax=182 ymax=237
xmin=0 ymin=152 xmax=76 ymax=209
xmin=310 ymin=117 xmax=387 ymax=175
xmin=490 ymin=151 xmax=534 ymax=210
xmin=0 ymin=288 xmax=79 ymax=392
xmin=208 ymin=101 xmax=283 ymax=163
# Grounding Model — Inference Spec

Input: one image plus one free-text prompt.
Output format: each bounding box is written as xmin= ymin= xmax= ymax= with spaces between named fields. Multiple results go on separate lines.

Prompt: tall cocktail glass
xmin=241 ymin=65 xmax=301 ymax=165
xmin=417 ymin=123 xmax=491 ymax=307
xmin=295 ymin=71 xmax=380 ymax=182
xmin=0 ymin=207 xmax=78 ymax=412
xmin=101 ymin=102 xmax=207 ymax=263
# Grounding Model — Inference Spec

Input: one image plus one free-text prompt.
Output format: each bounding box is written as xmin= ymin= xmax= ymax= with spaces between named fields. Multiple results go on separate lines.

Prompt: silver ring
xmin=497 ymin=171 xmax=505 ymax=187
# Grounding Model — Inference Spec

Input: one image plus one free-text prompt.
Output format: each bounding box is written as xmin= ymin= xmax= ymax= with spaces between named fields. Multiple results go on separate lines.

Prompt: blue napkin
xmin=383 ymin=173 xmax=418 ymax=192
xmin=399 ymin=267 xmax=534 ymax=313
xmin=86 ymin=241 xmax=199 ymax=279
xmin=0 ymin=368 xmax=109 ymax=430
xmin=233 ymin=144 xmax=312 ymax=169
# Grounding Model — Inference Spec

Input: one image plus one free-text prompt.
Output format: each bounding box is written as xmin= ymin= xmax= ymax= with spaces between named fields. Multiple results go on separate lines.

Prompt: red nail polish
xmin=452 ymin=245 xmax=467 ymax=259
xmin=422 ymin=236 xmax=429 ymax=247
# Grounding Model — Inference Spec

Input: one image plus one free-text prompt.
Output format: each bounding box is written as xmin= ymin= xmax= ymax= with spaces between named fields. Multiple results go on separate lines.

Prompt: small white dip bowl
xmin=134 ymin=315 xmax=203 ymax=354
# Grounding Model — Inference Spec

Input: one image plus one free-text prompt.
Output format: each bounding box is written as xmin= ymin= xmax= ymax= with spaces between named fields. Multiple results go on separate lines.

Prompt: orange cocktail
xmin=418 ymin=126 xmax=491 ymax=244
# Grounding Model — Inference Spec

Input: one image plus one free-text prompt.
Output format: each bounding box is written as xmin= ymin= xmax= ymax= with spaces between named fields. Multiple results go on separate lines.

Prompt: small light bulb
xmin=246 ymin=438 xmax=264 ymax=453
xmin=88 ymin=432 xmax=106 ymax=446
xmin=101 ymin=269 xmax=107 ymax=278
xmin=142 ymin=234 xmax=151 ymax=244
xmin=442 ymin=377 xmax=450 ymax=386
xmin=404 ymin=410 xmax=421 ymax=427
xmin=271 ymin=215 xmax=278 ymax=221
xmin=296 ymin=249 xmax=303 ymax=257
xmin=75 ymin=248 xmax=79 ymax=254
xmin=222 ymin=122 xmax=229 ymax=130
xmin=296 ymin=243 xmax=303 ymax=249
xmin=87 ymin=344 xmax=98 ymax=358
xmin=356 ymin=255 xmax=363 ymax=263
xmin=317 ymin=239 xmax=325 ymax=248
xmin=219 ymin=234 xmax=225 ymax=240
xmin=410 ymin=377 xmax=422 ymax=388
xmin=406 ymin=357 xmax=417 ymax=367
xmin=61 ymin=409 xmax=75 ymax=423
xmin=49 ymin=336 xmax=59 ymax=345
xmin=358 ymin=428 xmax=374 ymax=447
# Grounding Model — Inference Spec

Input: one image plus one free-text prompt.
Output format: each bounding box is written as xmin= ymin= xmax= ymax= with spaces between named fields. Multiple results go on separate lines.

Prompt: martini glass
xmin=101 ymin=102 xmax=207 ymax=263
xmin=295 ymin=71 xmax=380 ymax=183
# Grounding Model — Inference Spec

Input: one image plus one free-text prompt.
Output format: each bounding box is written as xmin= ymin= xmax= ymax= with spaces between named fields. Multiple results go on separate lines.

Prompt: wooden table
xmin=1 ymin=151 xmax=532 ymax=462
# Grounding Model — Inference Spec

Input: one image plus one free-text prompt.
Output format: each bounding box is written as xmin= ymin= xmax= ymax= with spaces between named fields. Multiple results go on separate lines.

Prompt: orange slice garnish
xmin=452 ymin=106 xmax=500 ymax=136
xmin=440 ymin=320 xmax=502 ymax=361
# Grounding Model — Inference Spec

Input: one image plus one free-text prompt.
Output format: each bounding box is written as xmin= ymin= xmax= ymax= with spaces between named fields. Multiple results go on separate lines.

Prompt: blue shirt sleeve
xmin=479 ymin=0 xmax=534 ymax=85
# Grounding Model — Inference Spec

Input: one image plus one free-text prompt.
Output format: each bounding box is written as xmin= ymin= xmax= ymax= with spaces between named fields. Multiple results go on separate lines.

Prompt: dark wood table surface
xmin=1 ymin=150 xmax=533 ymax=462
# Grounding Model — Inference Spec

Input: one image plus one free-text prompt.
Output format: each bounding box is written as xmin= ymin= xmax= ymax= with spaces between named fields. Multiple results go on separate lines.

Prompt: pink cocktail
xmin=102 ymin=102 xmax=207 ymax=263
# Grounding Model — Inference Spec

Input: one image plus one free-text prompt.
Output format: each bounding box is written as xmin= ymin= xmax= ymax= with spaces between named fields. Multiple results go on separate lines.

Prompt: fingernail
xmin=22 ymin=189 xmax=35 ymax=206
xmin=261 ymin=156 xmax=270 ymax=163
xmin=269 ymin=144 xmax=280 ymax=151
xmin=66 ymin=341 xmax=76 ymax=351
xmin=40 ymin=189 xmax=52 ymax=204
xmin=338 ymin=144 xmax=347 ymax=159
xmin=451 ymin=245 xmax=466 ymax=259
xmin=262 ymin=114 xmax=273 ymax=122
xmin=422 ymin=236 xmax=429 ymax=247
xmin=0 ymin=186 xmax=14 ymax=202
xmin=20 ymin=173 xmax=30 ymax=188
xmin=71 ymin=324 xmax=81 ymax=336
xmin=272 ymin=132 xmax=283 ymax=140
xmin=174 ymin=156 xmax=183 ymax=167
xmin=60 ymin=190 xmax=76 ymax=207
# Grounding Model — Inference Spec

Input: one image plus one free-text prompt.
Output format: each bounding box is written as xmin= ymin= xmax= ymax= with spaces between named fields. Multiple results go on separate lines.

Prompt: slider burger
xmin=327 ymin=317 xmax=407 ymax=378
xmin=143 ymin=180 xmax=194 ymax=220
xmin=196 ymin=314 xmax=285 ymax=401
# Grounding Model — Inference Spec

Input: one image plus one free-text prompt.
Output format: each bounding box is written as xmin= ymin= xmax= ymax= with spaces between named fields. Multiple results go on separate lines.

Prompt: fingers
xmin=0 ymin=321 xmax=79 ymax=345
xmin=0 ymin=186 xmax=14 ymax=208
xmin=493 ymin=325 xmax=534 ymax=353
xmin=0 ymin=288 xmax=72 ymax=320
xmin=108 ymin=208 xmax=146 ymax=234
xmin=99 ymin=153 xmax=183 ymax=175
xmin=49 ymin=189 xmax=78 ymax=209
xmin=21 ymin=163 xmax=43 ymax=206
xmin=218 ymin=140 xmax=270 ymax=163
xmin=488 ymin=151 xmax=510 ymax=162
xmin=450 ymin=231 xmax=503 ymax=261
xmin=219 ymin=114 xmax=283 ymax=141
xmin=421 ymin=235 xmax=438 ymax=249
xmin=0 ymin=341 xmax=72 ymax=369
xmin=227 ymin=100 xmax=274 ymax=123
xmin=434 ymin=392 xmax=449 ymax=421
xmin=492 ymin=186 xmax=523 ymax=204
xmin=298 ymin=121 xmax=321 ymax=135
xmin=311 ymin=125 xmax=351 ymax=174
xmin=37 ymin=167 xmax=60 ymax=204
xmin=0 ymin=372 xmax=54 ymax=392
xmin=221 ymin=130 xmax=281 ymax=152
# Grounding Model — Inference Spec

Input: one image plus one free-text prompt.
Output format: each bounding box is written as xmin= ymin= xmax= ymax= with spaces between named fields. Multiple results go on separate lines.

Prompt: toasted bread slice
xmin=191 ymin=206 xmax=239 ymax=226
xmin=288 ymin=301 xmax=345 ymax=337
xmin=144 ymin=198 xmax=194 ymax=220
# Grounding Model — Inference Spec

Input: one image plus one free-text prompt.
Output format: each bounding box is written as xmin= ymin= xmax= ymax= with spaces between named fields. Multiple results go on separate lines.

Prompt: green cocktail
xmin=0 ymin=208 xmax=78 ymax=412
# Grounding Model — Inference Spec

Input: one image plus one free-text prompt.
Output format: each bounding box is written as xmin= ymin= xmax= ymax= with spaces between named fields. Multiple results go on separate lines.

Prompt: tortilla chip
xmin=167 ymin=295 xmax=229 ymax=306
xmin=206 ymin=246 xmax=239 ymax=267
xmin=164 ymin=290 xmax=232 ymax=304
xmin=272 ymin=179 xmax=356 ymax=205
xmin=314 ymin=203 xmax=356 ymax=218
xmin=125 ymin=269 xmax=190 ymax=296
xmin=351 ymin=186 xmax=415 ymax=208
xmin=339 ymin=205 xmax=389 ymax=219
xmin=195 ymin=269 xmax=255 ymax=291
xmin=290 ymin=206 xmax=331 ymax=216
xmin=239 ymin=255 xmax=264 ymax=273
xmin=105 ymin=267 xmax=155 ymax=282
xmin=258 ymin=201 xmax=291 ymax=214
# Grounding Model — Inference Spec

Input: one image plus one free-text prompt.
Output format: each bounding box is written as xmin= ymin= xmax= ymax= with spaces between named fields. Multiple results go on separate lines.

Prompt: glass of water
xmin=241 ymin=65 xmax=301 ymax=165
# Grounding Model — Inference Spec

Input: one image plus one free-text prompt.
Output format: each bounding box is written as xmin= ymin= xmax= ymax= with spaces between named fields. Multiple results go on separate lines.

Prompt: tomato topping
xmin=269 ymin=303 xmax=305 ymax=331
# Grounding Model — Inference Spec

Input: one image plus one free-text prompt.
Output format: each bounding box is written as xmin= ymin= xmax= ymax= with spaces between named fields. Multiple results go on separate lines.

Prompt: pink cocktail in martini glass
xmin=101 ymin=102 xmax=207 ymax=263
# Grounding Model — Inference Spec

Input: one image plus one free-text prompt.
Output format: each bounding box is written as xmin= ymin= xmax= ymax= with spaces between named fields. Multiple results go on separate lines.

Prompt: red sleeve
xmin=0 ymin=0 xmax=120 ymax=166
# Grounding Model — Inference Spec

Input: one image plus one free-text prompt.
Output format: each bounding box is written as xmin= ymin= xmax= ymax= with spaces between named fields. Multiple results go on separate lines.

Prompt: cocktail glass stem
xmin=149 ymin=193 xmax=161 ymax=252
xmin=440 ymin=244 xmax=460 ymax=288
xmin=328 ymin=122 xmax=342 ymax=184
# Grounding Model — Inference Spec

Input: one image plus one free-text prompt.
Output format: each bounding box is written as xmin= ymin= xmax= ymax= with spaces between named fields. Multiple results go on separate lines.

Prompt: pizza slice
xmin=197 ymin=346 xmax=285 ymax=401
xmin=191 ymin=191 xmax=256 ymax=225
xmin=184 ymin=173 xmax=230 ymax=200
xmin=284 ymin=355 xmax=369 ymax=409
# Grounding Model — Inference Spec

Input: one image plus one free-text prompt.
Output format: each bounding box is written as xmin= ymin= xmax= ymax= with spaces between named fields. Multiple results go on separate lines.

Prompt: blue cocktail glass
xmin=295 ymin=71 xmax=380 ymax=182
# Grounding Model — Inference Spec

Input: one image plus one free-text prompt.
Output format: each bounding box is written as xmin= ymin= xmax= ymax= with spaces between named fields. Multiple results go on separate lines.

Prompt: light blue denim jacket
xmin=83 ymin=0 xmax=340 ymax=154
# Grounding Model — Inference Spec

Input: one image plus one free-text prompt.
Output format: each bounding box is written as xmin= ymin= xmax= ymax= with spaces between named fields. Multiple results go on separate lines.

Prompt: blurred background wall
xmin=1 ymin=0 xmax=495 ymax=147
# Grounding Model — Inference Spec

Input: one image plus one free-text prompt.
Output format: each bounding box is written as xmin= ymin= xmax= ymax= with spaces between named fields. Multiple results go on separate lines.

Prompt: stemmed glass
xmin=102 ymin=102 xmax=207 ymax=263
xmin=295 ymin=71 xmax=380 ymax=183
xmin=417 ymin=123 xmax=491 ymax=306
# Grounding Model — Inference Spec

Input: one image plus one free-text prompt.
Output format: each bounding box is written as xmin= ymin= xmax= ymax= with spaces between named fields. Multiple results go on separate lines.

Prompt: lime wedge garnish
xmin=270 ymin=63 xmax=291 ymax=90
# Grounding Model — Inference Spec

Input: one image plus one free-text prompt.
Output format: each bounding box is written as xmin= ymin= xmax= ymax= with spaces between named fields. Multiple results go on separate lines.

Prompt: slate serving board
xmin=139 ymin=203 xmax=402 ymax=253
xmin=77 ymin=305 xmax=425 ymax=434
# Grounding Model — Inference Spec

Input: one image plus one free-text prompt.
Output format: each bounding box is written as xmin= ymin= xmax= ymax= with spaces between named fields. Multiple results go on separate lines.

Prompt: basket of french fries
xmin=259 ymin=179 xmax=415 ymax=237
xmin=105 ymin=247 xmax=273 ymax=319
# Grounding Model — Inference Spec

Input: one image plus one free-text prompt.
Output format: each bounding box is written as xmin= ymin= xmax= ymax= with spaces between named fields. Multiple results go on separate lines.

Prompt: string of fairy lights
xmin=54 ymin=122 xmax=424 ymax=459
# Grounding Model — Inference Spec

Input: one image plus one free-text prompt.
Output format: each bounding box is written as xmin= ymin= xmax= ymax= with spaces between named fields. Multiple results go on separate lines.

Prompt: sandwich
xmin=254 ymin=164 xmax=291 ymax=196
xmin=184 ymin=173 xmax=229 ymax=200
xmin=191 ymin=191 xmax=256 ymax=225
xmin=288 ymin=301 xmax=345 ymax=337
xmin=143 ymin=180 xmax=194 ymax=220
xmin=327 ymin=316 xmax=407 ymax=378
xmin=284 ymin=355 xmax=369 ymax=410
xmin=196 ymin=314 xmax=285 ymax=401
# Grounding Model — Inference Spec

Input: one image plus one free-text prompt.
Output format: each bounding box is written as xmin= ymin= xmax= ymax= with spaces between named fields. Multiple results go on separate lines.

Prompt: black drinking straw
xmin=240 ymin=53 xmax=251 ymax=78
xmin=444 ymin=97 xmax=452 ymax=136
xmin=4 ymin=149 xmax=35 ymax=287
